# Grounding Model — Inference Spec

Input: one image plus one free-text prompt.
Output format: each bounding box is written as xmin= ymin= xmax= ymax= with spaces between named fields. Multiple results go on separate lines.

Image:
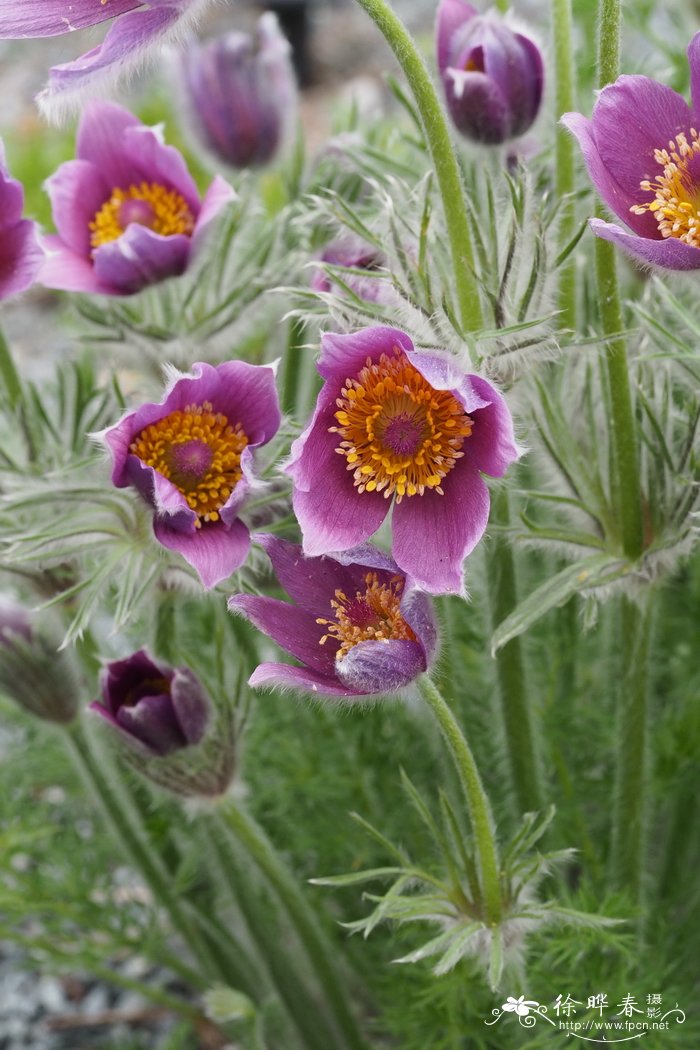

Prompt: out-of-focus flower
xmin=310 ymin=236 xmax=393 ymax=304
xmin=436 ymin=0 xmax=543 ymax=145
xmin=90 ymin=649 xmax=208 ymax=756
xmin=286 ymin=326 xmax=520 ymax=595
xmin=0 ymin=142 xmax=42 ymax=300
xmin=562 ymin=33 xmax=700 ymax=270
xmin=102 ymin=360 xmax=281 ymax=589
xmin=40 ymin=101 xmax=234 ymax=296
xmin=0 ymin=0 xmax=214 ymax=120
xmin=0 ymin=601 xmax=79 ymax=724
xmin=228 ymin=535 xmax=438 ymax=698
xmin=90 ymin=648 xmax=235 ymax=796
xmin=182 ymin=14 xmax=297 ymax=170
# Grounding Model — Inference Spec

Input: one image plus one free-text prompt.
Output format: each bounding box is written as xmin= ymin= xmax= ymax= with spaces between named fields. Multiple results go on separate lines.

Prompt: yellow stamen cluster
xmin=90 ymin=182 xmax=195 ymax=250
xmin=317 ymin=572 xmax=417 ymax=661
xmin=330 ymin=349 xmax=473 ymax=502
xmin=130 ymin=402 xmax=248 ymax=527
xmin=631 ymin=130 xmax=700 ymax=246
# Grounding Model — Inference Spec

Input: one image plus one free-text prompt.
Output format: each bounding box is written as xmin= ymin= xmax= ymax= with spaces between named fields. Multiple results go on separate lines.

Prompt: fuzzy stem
xmin=351 ymin=0 xmax=483 ymax=333
xmin=487 ymin=489 xmax=544 ymax=814
xmin=282 ymin=316 xmax=307 ymax=416
xmin=595 ymin=0 xmax=644 ymax=561
xmin=610 ymin=597 xmax=651 ymax=903
xmin=417 ymin=676 xmax=502 ymax=924
xmin=63 ymin=722 xmax=223 ymax=985
xmin=552 ymin=0 xmax=577 ymax=328
xmin=217 ymin=800 xmax=369 ymax=1050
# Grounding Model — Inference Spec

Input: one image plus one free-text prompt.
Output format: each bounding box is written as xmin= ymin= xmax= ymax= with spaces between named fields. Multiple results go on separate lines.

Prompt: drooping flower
xmin=286 ymin=327 xmax=520 ymax=594
xmin=0 ymin=0 xmax=213 ymax=120
xmin=182 ymin=14 xmax=297 ymax=170
xmin=310 ymin=236 xmax=393 ymax=304
xmin=102 ymin=360 xmax=281 ymax=588
xmin=0 ymin=142 xmax=42 ymax=300
xmin=562 ymin=34 xmax=700 ymax=270
xmin=90 ymin=649 xmax=209 ymax=756
xmin=436 ymin=0 xmax=543 ymax=145
xmin=228 ymin=535 xmax=438 ymax=698
xmin=39 ymin=101 xmax=234 ymax=296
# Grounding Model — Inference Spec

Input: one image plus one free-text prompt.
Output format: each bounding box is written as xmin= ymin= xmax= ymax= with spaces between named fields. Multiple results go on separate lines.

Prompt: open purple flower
xmin=40 ymin=101 xmax=234 ymax=296
xmin=311 ymin=236 xmax=393 ymax=304
xmin=0 ymin=142 xmax=42 ymax=300
xmin=562 ymin=33 xmax=700 ymax=270
xmin=102 ymin=360 xmax=281 ymax=589
xmin=0 ymin=1 xmax=213 ymax=119
xmin=436 ymin=0 xmax=543 ymax=145
xmin=229 ymin=536 xmax=437 ymax=699
xmin=182 ymin=14 xmax=297 ymax=170
xmin=90 ymin=649 xmax=209 ymax=756
xmin=286 ymin=326 xmax=520 ymax=595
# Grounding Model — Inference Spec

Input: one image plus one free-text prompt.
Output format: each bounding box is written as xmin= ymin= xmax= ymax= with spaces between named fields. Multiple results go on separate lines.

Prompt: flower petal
xmin=392 ymin=458 xmax=490 ymax=594
xmin=39 ymin=235 xmax=111 ymax=294
xmin=589 ymin=217 xmax=700 ymax=270
xmin=154 ymin=517 xmax=251 ymax=589
xmin=170 ymin=667 xmax=210 ymax=745
xmin=116 ymin=692 xmax=189 ymax=755
xmin=436 ymin=0 xmax=478 ymax=74
xmin=228 ymin=593 xmax=339 ymax=672
xmin=249 ymin=662 xmax=363 ymax=698
xmin=335 ymin=638 xmax=426 ymax=694
xmin=463 ymin=375 xmax=521 ymax=477
xmin=0 ymin=1 xmax=141 ymax=37
xmin=0 ymin=219 xmax=42 ymax=299
xmin=689 ymin=31 xmax=700 ymax=116
xmin=399 ymin=588 xmax=439 ymax=665
xmin=92 ymin=224 xmax=190 ymax=295
xmin=317 ymin=326 xmax=414 ymax=383
xmin=101 ymin=649 xmax=170 ymax=715
xmin=44 ymin=159 xmax=109 ymax=259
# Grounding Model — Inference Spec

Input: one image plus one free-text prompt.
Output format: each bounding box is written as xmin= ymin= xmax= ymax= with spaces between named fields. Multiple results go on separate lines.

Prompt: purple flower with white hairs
xmin=286 ymin=326 xmax=520 ymax=595
xmin=90 ymin=649 xmax=209 ymax=756
xmin=39 ymin=100 xmax=234 ymax=296
xmin=0 ymin=142 xmax=42 ymax=300
xmin=436 ymin=0 xmax=543 ymax=145
xmin=102 ymin=360 xmax=281 ymax=589
xmin=311 ymin=237 xmax=393 ymax=304
xmin=228 ymin=536 xmax=438 ymax=699
xmin=562 ymin=33 xmax=700 ymax=270
xmin=0 ymin=0 xmax=213 ymax=120
xmin=182 ymin=14 xmax=297 ymax=170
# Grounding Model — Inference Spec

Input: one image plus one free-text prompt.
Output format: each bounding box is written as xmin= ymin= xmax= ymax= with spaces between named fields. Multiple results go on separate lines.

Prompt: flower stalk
xmin=417 ymin=675 xmax=502 ymax=925
xmin=552 ymin=0 xmax=577 ymax=328
xmin=350 ymin=0 xmax=483 ymax=333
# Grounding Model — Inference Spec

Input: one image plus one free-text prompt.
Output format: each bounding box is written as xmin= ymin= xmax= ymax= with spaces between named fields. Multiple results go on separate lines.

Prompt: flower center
xmin=130 ymin=402 xmax=248 ymax=526
xmin=89 ymin=182 xmax=195 ymax=251
xmin=631 ymin=130 xmax=700 ymax=246
xmin=317 ymin=572 xmax=417 ymax=661
xmin=330 ymin=349 xmax=473 ymax=502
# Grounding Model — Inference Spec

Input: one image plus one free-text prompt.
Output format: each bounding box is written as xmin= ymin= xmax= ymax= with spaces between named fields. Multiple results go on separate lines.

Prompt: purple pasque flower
xmin=182 ymin=14 xmax=297 ymax=170
xmin=102 ymin=360 xmax=281 ymax=589
xmin=39 ymin=100 xmax=234 ymax=296
xmin=0 ymin=1 xmax=213 ymax=120
xmin=228 ymin=535 xmax=438 ymax=699
xmin=311 ymin=236 xmax=393 ymax=304
xmin=286 ymin=326 xmax=520 ymax=595
xmin=436 ymin=0 xmax=543 ymax=145
xmin=90 ymin=649 xmax=209 ymax=756
xmin=562 ymin=33 xmax=700 ymax=270
xmin=0 ymin=142 xmax=42 ymax=300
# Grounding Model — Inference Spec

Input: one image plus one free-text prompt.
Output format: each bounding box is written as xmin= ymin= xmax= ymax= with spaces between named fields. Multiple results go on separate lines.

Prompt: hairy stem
xmin=552 ymin=0 xmax=577 ymax=328
xmin=352 ymin=0 xmax=483 ymax=333
xmin=417 ymin=676 xmax=502 ymax=924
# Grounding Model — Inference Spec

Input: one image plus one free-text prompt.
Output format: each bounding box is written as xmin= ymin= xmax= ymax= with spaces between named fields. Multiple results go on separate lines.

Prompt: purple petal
xmin=101 ymin=649 xmax=171 ymax=715
xmin=170 ymin=668 xmax=210 ymax=745
xmin=561 ymin=111 xmax=656 ymax=236
xmin=44 ymin=159 xmax=109 ymax=259
xmin=154 ymin=517 xmax=251 ymax=589
xmin=407 ymin=349 xmax=490 ymax=412
xmin=589 ymin=217 xmax=700 ymax=270
xmin=436 ymin=0 xmax=478 ymax=74
xmin=228 ymin=594 xmax=339 ymax=672
xmin=76 ymin=102 xmax=142 ymax=182
xmin=463 ymin=375 xmax=521 ymax=477
xmin=399 ymin=588 xmax=439 ymax=666
xmin=0 ymin=219 xmax=42 ymax=299
xmin=249 ymin=662 xmax=363 ymax=699
xmin=39 ymin=235 xmax=111 ymax=294
xmin=689 ymin=31 xmax=700 ymax=116
xmin=0 ymin=1 xmax=141 ymax=37
xmin=317 ymin=326 xmax=414 ymax=384
xmin=92 ymin=225 xmax=190 ymax=295
xmin=191 ymin=176 xmax=236 ymax=251
xmin=124 ymin=455 xmax=194 ymax=519
xmin=391 ymin=459 xmax=490 ymax=594
xmin=335 ymin=638 xmax=426 ymax=693
xmin=116 ymin=692 xmax=189 ymax=755
xmin=120 ymin=123 xmax=200 ymax=212
xmin=444 ymin=68 xmax=510 ymax=143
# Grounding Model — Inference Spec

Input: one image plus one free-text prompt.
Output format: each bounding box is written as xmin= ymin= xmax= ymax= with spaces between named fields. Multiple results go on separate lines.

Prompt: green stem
xmin=217 ymin=801 xmax=369 ymax=1050
xmin=63 ymin=722 xmax=221 ymax=985
xmin=417 ymin=676 xmax=502 ymax=925
xmin=351 ymin=0 xmax=483 ymax=333
xmin=552 ymin=0 xmax=577 ymax=328
xmin=281 ymin=316 xmax=306 ymax=416
xmin=610 ymin=597 xmax=651 ymax=903
xmin=487 ymin=489 xmax=543 ymax=814
xmin=595 ymin=0 xmax=643 ymax=561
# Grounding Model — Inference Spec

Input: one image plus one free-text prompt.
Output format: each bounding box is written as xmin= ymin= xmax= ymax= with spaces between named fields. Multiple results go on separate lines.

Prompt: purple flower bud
xmin=90 ymin=650 xmax=209 ymax=757
xmin=182 ymin=15 xmax=297 ymax=170
xmin=0 ymin=600 xmax=32 ymax=645
xmin=0 ymin=601 xmax=79 ymax=725
xmin=436 ymin=0 xmax=543 ymax=145
xmin=310 ymin=237 xmax=393 ymax=304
